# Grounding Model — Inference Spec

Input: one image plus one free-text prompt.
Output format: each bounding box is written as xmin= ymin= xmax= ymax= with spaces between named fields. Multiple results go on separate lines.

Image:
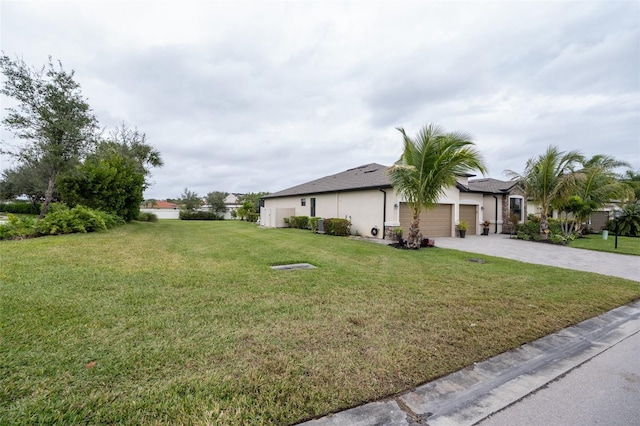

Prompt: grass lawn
xmin=569 ymin=234 xmax=640 ymax=256
xmin=2 ymin=221 xmax=639 ymax=425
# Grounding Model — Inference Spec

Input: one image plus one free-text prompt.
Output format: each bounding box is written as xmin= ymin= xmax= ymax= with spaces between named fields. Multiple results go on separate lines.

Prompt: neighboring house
xmin=224 ymin=193 xmax=244 ymax=219
xmin=260 ymin=163 xmax=523 ymax=238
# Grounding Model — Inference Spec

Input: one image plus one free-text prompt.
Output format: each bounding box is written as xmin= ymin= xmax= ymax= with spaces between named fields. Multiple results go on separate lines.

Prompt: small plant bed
xmin=389 ymin=237 xmax=435 ymax=249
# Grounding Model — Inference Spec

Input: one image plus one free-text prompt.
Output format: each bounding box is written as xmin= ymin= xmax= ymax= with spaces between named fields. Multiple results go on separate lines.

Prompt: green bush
xmin=179 ymin=211 xmax=217 ymax=220
xmin=323 ymin=218 xmax=351 ymax=236
xmin=0 ymin=205 xmax=122 ymax=240
xmin=137 ymin=212 xmax=159 ymax=222
xmin=0 ymin=202 xmax=41 ymax=215
xmin=618 ymin=203 xmax=640 ymax=237
xmin=0 ymin=214 xmax=38 ymax=239
xmin=247 ymin=212 xmax=259 ymax=223
xmin=35 ymin=205 xmax=110 ymax=235
xmin=309 ymin=217 xmax=319 ymax=232
xmin=289 ymin=216 xmax=310 ymax=229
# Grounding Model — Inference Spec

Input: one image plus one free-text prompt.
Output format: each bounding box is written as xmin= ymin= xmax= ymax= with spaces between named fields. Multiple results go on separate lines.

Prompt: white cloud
xmin=1 ymin=0 xmax=638 ymax=199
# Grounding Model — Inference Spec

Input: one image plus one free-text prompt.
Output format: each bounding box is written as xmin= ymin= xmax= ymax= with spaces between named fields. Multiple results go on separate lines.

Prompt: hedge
xmin=289 ymin=216 xmax=309 ymax=229
xmin=0 ymin=202 xmax=41 ymax=215
xmin=323 ymin=218 xmax=351 ymax=236
xmin=179 ymin=211 xmax=220 ymax=220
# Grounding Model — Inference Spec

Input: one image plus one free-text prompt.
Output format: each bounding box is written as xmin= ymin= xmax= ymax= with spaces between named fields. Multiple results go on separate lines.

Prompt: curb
xmin=299 ymin=300 xmax=640 ymax=426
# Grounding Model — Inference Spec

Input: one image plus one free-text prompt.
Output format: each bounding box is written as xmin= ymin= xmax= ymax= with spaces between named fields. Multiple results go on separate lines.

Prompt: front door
xmin=310 ymin=198 xmax=316 ymax=217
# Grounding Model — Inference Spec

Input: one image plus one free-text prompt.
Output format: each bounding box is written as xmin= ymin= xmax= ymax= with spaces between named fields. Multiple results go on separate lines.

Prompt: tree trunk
xmin=39 ymin=172 xmax=57 ymax=219
xmin=539 ymin=210 xmax=549 ymax=240
xmin=407 ymin=215 xmax=422 ymax=249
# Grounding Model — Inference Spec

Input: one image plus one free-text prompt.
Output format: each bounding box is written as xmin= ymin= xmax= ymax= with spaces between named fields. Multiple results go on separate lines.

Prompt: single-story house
xmin=224 ymin=193 xmax=244 ymax=219
xmin=260 ymin=163 xmax=525 ymax=238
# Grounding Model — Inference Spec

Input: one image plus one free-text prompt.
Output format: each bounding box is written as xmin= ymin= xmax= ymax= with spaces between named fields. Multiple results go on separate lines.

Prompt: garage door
xmin=590 ymin=211 xmax=609 ymax=231
xmin=399 ymin=203 xmax=452 ymax=237
xmin=459 ymin=205 xmax=477 ymax=235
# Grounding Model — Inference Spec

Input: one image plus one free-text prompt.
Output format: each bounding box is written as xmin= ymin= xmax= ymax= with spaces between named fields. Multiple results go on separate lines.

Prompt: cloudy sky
xmin=1 ymin=0 xmax=639 ymax=199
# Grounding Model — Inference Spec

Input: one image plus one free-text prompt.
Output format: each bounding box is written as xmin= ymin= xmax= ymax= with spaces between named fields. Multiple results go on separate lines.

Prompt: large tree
xmin=506 ymin=145 xmax=583 ymax=235
xmin=179 ymin=188 xmax=202 ymax=212
xmin=388 ymin=123 xmax=487 ymax=249
xmin=206 ymin=191 xmax=228 ymax=218
xmin=0 ymin=55 xmax=98 ymax=218
xmin=96 ymin=123 xmax=163 ymax=190
xmin=58 ymin=151 xmax=145 ymax=222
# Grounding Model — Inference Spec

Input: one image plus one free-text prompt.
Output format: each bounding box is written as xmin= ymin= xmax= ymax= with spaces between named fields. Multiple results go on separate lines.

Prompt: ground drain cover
xmin=467 ymin=258 xmax=486 ymax=264
xmin=271 ymin=263 xmax=316 ymax=270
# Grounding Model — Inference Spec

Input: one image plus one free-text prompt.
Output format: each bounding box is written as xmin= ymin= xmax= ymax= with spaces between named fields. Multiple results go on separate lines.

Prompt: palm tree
xmin=621 ymin=170 xmax=640 ymax=201
xmin=572 ymin=155 xmax=632 ymax=231
xmin=505 ymin=146 xmax=583 ymax=236
xmin=388 ymin=123 xmax=487 ymax=249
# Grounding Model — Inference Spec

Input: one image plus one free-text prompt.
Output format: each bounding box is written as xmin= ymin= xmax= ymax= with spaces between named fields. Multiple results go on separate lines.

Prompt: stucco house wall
xmin=261 ymin=163 xmax=523 ymax=239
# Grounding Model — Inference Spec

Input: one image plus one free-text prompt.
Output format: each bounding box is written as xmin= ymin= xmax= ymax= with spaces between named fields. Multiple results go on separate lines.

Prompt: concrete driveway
xmin=434 ymin=233 xmax=640 ymax=282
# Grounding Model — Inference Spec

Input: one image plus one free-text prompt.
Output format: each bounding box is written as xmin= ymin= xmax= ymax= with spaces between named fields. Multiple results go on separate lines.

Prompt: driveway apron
xmin=434 ymin=233 xmax=640 ymax=282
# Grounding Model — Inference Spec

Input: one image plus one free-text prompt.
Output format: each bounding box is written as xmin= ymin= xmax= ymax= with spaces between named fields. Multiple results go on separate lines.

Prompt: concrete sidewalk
xmin=434 ymin=233 xmax=640 ymax=282
xmin=299 ymin=301 xmax=640 ymax=426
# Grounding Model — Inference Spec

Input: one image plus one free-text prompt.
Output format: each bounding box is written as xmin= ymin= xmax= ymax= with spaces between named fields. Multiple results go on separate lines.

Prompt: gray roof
xmin=264 ymin=163 xmax=392 ymax=198
xmin=466 ymin=178 xmax=518 ymax=193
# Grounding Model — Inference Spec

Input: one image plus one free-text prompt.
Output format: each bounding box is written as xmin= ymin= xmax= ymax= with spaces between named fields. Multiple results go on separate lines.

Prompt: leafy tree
xmin=388 ymin=123 xmax=487 ymax=249
xmin=179 ymin=188 xmax=201 ymax=212
xmin=506 ymin=145 xmax=583 ymax=236
xmin=0 ymin=54 xmax=98 ymax=218
xmin=206 ymin=191 xmax=228 ymax=218
xmin=96 ymin=123 xmax=163 ymax=189
xmin=0 ymin=162 xmax=54 ymax=204
xmin=237 ymin=192 xmax=269 ymax=214
xmin=58 ymin=151 xmax=145 ymax=222
xmin=236 ymin=201 xmax=254 ymax=221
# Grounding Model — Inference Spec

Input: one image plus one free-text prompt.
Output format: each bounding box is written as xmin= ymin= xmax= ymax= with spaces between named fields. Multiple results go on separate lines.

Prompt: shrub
xmin=283 ymin=217 xmax=290 ymax=227
xmin=618 ymin=203 xmax=640 ymax=237
xmin=289 ymin=216 xmax=310 ymax=229
xmin=137 ymin=212 xmax=159 ymax=222
xmin=35 ymin=205 xmax=110 ymax=235
xmin=0 ymin=214 xmax=38 ymax=239
xmin=0 ymin=205 xmax=122 ymax=240
xmin=179 ymin=211 xmax=217 ymax=220
xmin=309 ymin=217 xmax=319 ymax=232
xmin=247 ymin=212 xmax=259 ymax=223
xmin=323 ymin=218 xmax=351 ymax=236
xmin=0 ymin=202 xmax=41 ymax=215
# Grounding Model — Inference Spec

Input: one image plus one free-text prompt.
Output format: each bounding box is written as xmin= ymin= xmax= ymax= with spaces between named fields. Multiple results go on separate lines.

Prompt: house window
xmin=301 ymin=198 xmax=306 ymax=206
xmin=509 ymin=197 xmax=523 ymax=221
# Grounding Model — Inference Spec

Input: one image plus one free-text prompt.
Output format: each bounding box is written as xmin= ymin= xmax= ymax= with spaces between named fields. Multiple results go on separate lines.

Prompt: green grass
xmin=569 ymin=234 xmax=640 ymax=256
xmin=1 ymin=221 xmax=639 ymax=425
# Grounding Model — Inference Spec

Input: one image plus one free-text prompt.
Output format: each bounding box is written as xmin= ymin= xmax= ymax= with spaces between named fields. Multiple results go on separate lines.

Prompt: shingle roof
xmin=264 ymin=163 xmax=392 ymax=198
xmin=466 ymin=178 xmax=518 ymax=193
